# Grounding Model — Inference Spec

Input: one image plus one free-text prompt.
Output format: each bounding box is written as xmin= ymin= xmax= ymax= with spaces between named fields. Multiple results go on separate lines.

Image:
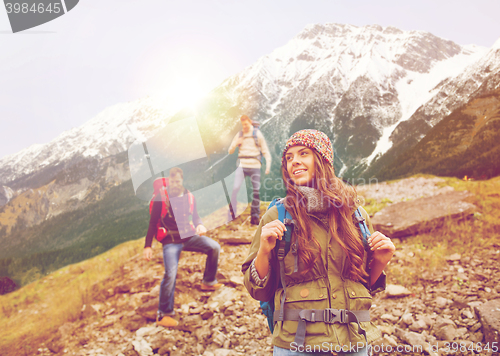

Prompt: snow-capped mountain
xmin=363 ymin=35 xmax=500 ymax=178
xmin=406 ymin=35 xmax=500 ymax=130
xmin=200 ymin=23 xmax=488 ymax=176
xmin=0 ymin=97 xmax=173 ymax=189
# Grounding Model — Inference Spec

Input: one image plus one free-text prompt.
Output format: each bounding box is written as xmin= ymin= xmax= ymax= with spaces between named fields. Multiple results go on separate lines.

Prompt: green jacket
xmin=242 ymin=205 xmax=385 ymax=351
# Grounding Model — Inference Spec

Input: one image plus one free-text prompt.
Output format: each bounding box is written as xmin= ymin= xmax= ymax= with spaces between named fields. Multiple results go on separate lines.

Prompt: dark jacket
xmin=145 ymin=188 xmax=202 ymax=247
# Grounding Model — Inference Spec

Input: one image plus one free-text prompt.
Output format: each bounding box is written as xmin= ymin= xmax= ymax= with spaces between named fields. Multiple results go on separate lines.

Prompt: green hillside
xmin=0 ymin=180 xmax=149 ymax=287
xmin=377 ymin=89 xmax=500 ymax=181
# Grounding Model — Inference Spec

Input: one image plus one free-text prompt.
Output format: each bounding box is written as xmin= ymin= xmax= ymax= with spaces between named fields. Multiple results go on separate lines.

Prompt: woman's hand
xmin=258 ymin=219 xmax=287 ymax=257
xmin=368 ymin=231 xmax=395 ymax=266
xmin=254 ymin=219 xmax=287 ymax=279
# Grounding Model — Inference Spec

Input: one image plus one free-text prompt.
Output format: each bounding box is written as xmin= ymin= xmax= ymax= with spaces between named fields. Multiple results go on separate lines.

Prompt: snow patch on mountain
xmin=0 ymin=97 xmax=173 ymax=185
xmin=363 ymin=45 xmax=489 ymax=164
xmin=0 ymin=185 xmax=14 ymax=205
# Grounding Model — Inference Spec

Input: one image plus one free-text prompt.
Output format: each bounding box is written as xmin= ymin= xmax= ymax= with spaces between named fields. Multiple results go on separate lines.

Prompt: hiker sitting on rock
xmin=144 ymin=167 xmax=222 ymax=328
xmin=242 ymin=130 xmax=395 ymax=355
xmin=228 ymin=114 xmax=272 ymax=225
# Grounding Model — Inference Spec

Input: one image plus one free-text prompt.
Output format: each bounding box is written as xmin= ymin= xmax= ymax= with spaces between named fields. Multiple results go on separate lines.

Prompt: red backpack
xmin=149 ymin=177 xmax=195 ymax=242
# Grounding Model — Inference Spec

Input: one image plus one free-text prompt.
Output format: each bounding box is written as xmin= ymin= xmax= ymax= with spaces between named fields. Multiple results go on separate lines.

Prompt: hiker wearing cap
xmin=242 ymin=130 xmax=395 ymax=355
xmin=228 ymin=115 xmax=272 ymax=225
xmin=144 ymin=167 xmax=222 ymax=328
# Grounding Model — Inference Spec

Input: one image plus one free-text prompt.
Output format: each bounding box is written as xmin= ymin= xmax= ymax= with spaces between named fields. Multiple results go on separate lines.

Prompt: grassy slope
xmin=0 ymin=238 xmax=144 ymax=354
xmin=0 ymin=180 xmax=149 ymax=286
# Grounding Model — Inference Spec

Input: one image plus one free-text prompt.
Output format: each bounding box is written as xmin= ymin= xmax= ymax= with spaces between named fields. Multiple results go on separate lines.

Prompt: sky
xmin=0 ymin=0 xmax=499 ymax=160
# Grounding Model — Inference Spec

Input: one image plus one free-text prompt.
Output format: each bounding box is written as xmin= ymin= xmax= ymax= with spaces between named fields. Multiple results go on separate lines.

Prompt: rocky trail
xmin=31 ymin=177 xmax=500 ymax=356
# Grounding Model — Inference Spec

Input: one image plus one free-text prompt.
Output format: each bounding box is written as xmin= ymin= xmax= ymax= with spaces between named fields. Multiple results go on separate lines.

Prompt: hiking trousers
xmin=158 ymin=235 xmax=220 ymax=315
xmin=229 ymin=166 xmax=261 ymax=220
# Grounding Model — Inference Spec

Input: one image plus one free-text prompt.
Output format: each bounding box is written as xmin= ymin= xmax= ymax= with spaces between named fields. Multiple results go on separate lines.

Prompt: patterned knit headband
xmin=282 ymin=129 xmax=334 ymax=166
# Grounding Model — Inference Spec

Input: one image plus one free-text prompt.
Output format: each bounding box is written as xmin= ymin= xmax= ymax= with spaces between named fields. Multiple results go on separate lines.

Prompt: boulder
xmin=123 ymin=314 xmax=148 ymax=332
xmin=217 ymin=231 xmax=252 ymax=244
xmin=476 ymin=299 xmax=500 ymax=345
xmin=371 ymin=191 xmax=477 ymax=238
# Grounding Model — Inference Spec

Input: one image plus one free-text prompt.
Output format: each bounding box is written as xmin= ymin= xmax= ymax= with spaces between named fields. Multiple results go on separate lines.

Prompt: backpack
xmin=259 ymin=198 xmax=372 ymax=334
xmin=238 ymin=121 xmax=263 ymax=163
xmin=149 ymin=177 xmax=195 ymax=242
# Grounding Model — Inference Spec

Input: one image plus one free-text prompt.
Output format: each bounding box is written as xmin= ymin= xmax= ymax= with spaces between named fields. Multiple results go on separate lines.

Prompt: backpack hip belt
xmin=274 ymin=308 xmax=370 ymax=348
xmin=273 ymin=308 xmax=370 ymax=324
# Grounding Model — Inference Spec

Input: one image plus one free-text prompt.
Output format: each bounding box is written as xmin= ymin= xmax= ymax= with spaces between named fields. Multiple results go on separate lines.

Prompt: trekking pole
xmin=126 ymin=124 xmax=165 ymax=178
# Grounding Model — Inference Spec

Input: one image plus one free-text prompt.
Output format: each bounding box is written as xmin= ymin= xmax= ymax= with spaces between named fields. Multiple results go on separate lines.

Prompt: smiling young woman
xmin=242 ymin=129 xmax=395 ymax=356
xmin=284 ymin=146 xmax=316 ymax=186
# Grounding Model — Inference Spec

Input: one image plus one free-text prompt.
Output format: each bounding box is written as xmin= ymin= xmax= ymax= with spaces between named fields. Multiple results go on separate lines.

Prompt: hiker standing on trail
xmin=228 ymin=115 xmax=272 ymax=225
xmin=143 ymin=167 xmax=222 ymax=328
xmin=242 ymin=130 xmax=395 ymax=355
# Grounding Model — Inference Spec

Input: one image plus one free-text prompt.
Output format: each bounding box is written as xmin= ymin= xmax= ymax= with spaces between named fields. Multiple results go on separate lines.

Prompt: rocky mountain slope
xmin=2 ymin=176 xmax=499 ymax=356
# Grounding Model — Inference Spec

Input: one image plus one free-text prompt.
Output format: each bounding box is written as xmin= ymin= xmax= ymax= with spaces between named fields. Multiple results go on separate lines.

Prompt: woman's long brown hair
xmin=281 ymin=150 xmax=368 ymax=282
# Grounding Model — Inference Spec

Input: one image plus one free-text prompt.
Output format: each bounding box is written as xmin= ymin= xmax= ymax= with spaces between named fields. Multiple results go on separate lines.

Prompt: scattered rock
xmin=81 ymin=303 xmax=99 ymax=319
xmin=446 ymin=253 xmax=462 ymax=261
xmin=401 ymin=313 xmax=415 ymax=326
xmin=123 ymin=314 xmax=148 ymax=332
xmin=217 ymin=231 xmax=252 ymax=244
xmin=384 ymin=284 xmax=412 ymax=298
xmin=136 ymin=299 xmax=158 ymax=321
xmin=381 ymin=313 xmax=399 ymax=324
xmin=132 ymin=338 xmax=153 ymax=356
xmin=46 ymin=336 xmax=64 ymax=354
xmin=434 ymin=324 xmax=457 ymax=341
xmin=435 ymin=296 xmax=449 ymax=309
xmin=409 ymin=319 xmax=427 ymax=332
xmin=213 ymin=349 xmax=232 ymax=356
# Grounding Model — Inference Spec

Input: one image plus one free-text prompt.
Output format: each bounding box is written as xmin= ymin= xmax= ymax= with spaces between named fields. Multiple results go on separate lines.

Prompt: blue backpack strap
xmin=354 ymin=207 xmax=374 ymax=295
xmin=260 ymin=198 xmax=296 ymax=333
xmin=354 ymin=207 xmax=370 ymax=251
xmin=272 ymin=199 xmax=298 ymax=329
